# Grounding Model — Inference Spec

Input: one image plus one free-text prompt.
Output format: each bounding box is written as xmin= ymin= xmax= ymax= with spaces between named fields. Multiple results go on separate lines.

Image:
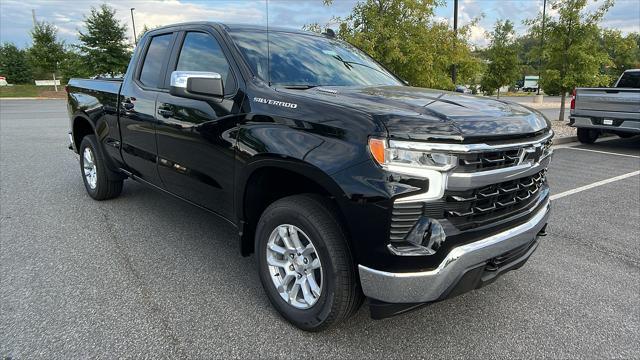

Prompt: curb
xmin=554 ymin=136 xmax=578 ymax=144
xmin=0 ymin=97 xmax=65 ymax=100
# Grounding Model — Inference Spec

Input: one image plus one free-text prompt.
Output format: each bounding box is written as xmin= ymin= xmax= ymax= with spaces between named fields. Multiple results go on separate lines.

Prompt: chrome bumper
xmin=68 ymin=131 xmax=76 ymax=152
xmin=570 ymin=116 xmax=640 ymax=134
xmin=358 ymin=200 xmax=550 ymax=303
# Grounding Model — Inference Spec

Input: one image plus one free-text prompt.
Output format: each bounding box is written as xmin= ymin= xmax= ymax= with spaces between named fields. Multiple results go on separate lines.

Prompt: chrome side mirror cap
xmin=170 ymin=71 xmax=224 ymax=99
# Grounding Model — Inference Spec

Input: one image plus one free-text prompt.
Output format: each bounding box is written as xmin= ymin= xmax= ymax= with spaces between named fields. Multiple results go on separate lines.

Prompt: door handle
xmin=157 ymin=108 xmax=174 ymax=118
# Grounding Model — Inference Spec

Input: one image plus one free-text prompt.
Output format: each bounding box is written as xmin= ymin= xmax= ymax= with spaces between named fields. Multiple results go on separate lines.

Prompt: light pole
xmin=451 ymin=0 xmax=458 ymax=85
xmin=537 ymin=0 xmax=546 ymax=95
xmin=130 ymin=8 xmax=137 ymax=46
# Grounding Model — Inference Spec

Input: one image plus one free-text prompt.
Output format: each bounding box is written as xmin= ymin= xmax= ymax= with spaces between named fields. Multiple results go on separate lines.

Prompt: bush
xmin=0 ymin=43 xmax=33 ymax=84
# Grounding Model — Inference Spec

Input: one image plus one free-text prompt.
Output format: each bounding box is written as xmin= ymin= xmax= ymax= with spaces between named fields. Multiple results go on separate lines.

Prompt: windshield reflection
xmin=229 ymin=30 xmax=402 ymax=87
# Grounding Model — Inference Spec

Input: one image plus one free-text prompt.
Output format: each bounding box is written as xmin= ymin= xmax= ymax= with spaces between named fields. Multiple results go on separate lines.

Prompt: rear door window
xmin=139 ymin=33 xmax=173 ymax=88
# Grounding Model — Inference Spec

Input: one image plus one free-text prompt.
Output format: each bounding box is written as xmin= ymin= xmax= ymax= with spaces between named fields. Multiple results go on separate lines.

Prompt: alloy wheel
xmin=83 ymin=147 xmax=97 ymax=189
xmin=266 ymin=224 xmax=323 ymax=309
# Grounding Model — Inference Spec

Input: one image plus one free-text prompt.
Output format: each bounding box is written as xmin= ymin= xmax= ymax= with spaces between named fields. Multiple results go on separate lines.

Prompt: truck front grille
xmin=444 ymin=170 xmax=548 ymax=230
xmin=456 ymin=149 xmax=521 ymax=171
xmin=456 ymin=139 xmax=552 ymax=172
xmin=387 ymin=133 xmax=553 ymax=242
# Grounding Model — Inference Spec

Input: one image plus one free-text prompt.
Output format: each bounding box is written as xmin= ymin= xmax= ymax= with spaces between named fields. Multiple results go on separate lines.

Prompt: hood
xmin=278 ymin=85 xmax=550 ymax=141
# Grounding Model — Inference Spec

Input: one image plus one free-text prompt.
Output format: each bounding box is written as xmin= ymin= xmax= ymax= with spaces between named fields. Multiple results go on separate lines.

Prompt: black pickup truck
xmin=67 ymin=22 xmax=553 ymax=331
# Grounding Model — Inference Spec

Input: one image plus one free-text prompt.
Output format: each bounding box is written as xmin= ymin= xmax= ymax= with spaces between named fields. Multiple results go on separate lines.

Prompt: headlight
xmin=369 ymin=138 xmax=457 ymax=171
xmin=369 ymin=138 xmax=454 ymax=201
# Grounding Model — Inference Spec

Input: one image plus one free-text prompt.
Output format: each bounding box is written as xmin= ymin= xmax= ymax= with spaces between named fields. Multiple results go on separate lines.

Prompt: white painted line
xmin=561 ymin=146 xmax=640 ymax=159
xmin=550 ymin=170 xmax=640 ymax=201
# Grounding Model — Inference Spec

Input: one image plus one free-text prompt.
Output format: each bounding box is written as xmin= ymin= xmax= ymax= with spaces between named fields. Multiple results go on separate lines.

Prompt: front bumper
xmin=358 ymin=199 xmax=550 ymax=304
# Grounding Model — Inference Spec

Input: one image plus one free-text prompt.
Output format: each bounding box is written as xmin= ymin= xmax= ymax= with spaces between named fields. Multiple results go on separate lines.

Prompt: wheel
xmin=577 ymin=128 xmax=599 ymax=144
xmin=255 ymin=194 xmax=362 ymax=331
xmin=79 ymin=135 xmax=123 ymax=200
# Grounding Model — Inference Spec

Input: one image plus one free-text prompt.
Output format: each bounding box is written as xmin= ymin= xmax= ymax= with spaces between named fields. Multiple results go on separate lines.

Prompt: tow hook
xmin=537 ymin=224 xmax=548 ymax=237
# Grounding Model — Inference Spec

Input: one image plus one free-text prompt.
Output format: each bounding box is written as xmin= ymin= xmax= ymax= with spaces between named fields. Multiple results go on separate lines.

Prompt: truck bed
xmin=68 ymin=78 xmax=122 ymax=96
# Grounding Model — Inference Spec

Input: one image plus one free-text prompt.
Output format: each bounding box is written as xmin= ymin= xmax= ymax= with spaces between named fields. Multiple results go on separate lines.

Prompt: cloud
xmin=0 ymin=0 xmax=265 ymax=46
xmin=1 ymin=0 xmax=638 ymax=49
xmin=468 ymin=24 xmax=489 ymax=47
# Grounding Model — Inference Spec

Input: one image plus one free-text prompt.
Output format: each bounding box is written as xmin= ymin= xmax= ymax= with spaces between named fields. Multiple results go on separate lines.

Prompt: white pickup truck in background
xmin=570 ymin=69 xmax=640 ymax=143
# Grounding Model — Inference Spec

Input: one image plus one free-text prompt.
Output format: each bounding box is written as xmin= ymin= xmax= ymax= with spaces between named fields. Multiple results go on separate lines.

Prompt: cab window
xmin=617 ymin=71 xmax=640 ymax=88
xmin=176 ymin=32 xmax=235 ymax=94
xmin=139 ymin=33 xmax=173 ymax=88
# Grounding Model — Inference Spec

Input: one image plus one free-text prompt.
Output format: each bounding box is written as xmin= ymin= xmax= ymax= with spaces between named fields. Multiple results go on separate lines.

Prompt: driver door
xmin=154 ymin=30 xmax=242 ymax=220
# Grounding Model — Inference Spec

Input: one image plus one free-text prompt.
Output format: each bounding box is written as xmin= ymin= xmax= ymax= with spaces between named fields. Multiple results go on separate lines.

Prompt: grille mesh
xmin=444 ymin=170 xmax=548 ymax=230
xmin=456 ymin=149 xmax=521 ymax=172
xmin=456 ymin=139 xmax=552 ymax=172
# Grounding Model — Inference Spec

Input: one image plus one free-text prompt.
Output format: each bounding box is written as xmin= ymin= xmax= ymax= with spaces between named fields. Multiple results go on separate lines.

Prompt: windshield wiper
xmin=278 ymin=84 xmax=319 ymax=90
xmin=331 ymin=55 xmax=390 ymax=76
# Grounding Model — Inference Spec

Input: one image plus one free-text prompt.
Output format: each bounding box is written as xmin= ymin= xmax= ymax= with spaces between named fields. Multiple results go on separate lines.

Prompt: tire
xmin=255 ymin=194 xmax=362 ymax=331
xmin=577 ymin=128 xmax=599 ymax=144
xmin=79 ymin=135 xmax=123 ymax=200
xmin=616 ymin=132 xmax=635 ymax=139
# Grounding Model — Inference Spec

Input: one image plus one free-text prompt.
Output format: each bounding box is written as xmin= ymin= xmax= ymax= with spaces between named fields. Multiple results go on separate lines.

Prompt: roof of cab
xmin=148 ymin=21 xmax=321 ymax=36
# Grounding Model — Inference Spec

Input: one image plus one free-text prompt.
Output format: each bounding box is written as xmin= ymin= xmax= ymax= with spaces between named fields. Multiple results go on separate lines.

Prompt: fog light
xmin=387 ymin=218 xmax=447 ymax=256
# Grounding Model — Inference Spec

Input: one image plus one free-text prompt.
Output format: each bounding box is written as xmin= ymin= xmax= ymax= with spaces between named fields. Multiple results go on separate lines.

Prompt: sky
xmin=1 ymin=0 xmax=639 ymax=49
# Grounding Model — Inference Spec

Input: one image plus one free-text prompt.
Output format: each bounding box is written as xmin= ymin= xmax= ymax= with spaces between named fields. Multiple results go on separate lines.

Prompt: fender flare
xmin=71 ymin=111 xmax=125 ymax=179
xmin=71 ymin=111 xmax=97 ymax=150
xmin=235 ymin=155 xmax=349 ymax=255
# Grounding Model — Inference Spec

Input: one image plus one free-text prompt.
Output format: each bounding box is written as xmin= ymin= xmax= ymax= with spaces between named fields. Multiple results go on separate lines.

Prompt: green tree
xmin=514 ymin=34 xmax=540 ymax=79
xmin=28 ymin=21 xmax=64 ymax=80
xmin=526 ymin=0 xmax=613 ymax=121
xmin=0 ymin=43 xmax=33 ymax=84
xmin=480 ymin=20 xmax=520 ymax=98
xmin=600 ymin=30 xmax=640 ymax=83
xmin=78 ymin=4 xmax=131 ymax=77
xmin=332 ymin=0 xmax=481 ymax=90
xmin=58 ymin=47 xmax=92 ymax=84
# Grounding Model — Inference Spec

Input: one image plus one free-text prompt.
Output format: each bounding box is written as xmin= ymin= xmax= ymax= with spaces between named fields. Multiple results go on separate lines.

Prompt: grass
xmin=0 ymin=85 xmax=65 ymax=98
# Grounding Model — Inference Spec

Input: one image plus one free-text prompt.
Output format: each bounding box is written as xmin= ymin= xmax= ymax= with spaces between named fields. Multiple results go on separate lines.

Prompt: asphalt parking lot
xmin=1 ymin=99 xmax=639 ymax=358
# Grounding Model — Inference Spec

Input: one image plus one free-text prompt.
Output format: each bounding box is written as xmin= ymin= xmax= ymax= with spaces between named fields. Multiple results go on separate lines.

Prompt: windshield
xmin=229 ymin=30 xmax=403 ymax=87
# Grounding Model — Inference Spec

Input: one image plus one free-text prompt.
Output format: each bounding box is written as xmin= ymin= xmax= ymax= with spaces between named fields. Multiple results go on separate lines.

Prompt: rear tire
xmin=577 ymin=128 xmax=599 ymax=144
xmin=616 ymin=132 xmax=635 ymax=139
xmin=79 ymin=135 xmax=123 ymax=200
xmin=255 ymin=194 xmax=362 ymax=331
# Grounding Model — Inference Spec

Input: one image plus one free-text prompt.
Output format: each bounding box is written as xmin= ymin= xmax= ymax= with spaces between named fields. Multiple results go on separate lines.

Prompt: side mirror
xmin=170 ymin=71 xmax=224 ymax=100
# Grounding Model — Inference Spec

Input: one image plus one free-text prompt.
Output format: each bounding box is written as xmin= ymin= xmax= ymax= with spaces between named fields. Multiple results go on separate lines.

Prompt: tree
xmin=514 ymin=33 xmax=540 ymax=79
xmin=331 ymin=0 xmax=481 ymax=90
xmin=58 ymin=47 xmax=93 ymax=84
xmin=481 ymin=20 xmax=520 ymax=98
xmin=78 ymin=4 xmax=131 ymax=77
xmin=600 ymin=30 xmax=640 ymax=84
xmin=0 ymin=43 xmax=33 ymax=84
xmin=526 ymin=0 xmax=613 ymax=121
xmin=136 ymin=24 xmax=163 ymax=43
xmin=28 ymin=21 xmax=64 ymax=80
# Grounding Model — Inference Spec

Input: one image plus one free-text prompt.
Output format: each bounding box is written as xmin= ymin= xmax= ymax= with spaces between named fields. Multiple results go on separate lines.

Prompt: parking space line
xmin=550 ymin=170 xmax=640 ymax=201
xmin=560 ymin=147 xmax=640 ymax=159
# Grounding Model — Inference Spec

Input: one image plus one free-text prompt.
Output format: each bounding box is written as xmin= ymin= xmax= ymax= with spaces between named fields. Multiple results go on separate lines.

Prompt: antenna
xmin=266 ymin=0 xmax=271 ymax=87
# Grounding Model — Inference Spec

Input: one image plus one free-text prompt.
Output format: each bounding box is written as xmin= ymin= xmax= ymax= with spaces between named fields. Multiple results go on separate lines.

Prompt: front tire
xmin=79 ymin=135 xmax=123 ymax=200
xmin=255 ymin=194 xmax=362 ymax=331
xmin=577 ymin=128 xmax=599 ymax=144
